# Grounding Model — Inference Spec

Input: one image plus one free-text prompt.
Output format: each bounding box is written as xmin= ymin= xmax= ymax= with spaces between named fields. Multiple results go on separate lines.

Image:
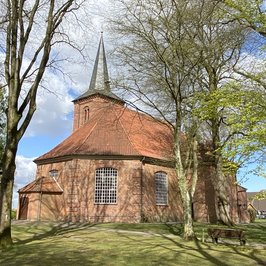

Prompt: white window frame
xmin=95 ymin=168 xmax=118 ymax=204
xmin=155 ymin=171 xmax=168 ymax=205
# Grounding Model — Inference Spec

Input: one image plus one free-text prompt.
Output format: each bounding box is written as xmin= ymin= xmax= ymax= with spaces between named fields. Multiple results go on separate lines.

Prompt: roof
xmin=237 ymin=185 xmax=247 ymax=192
xmin=35 ymin=35 xmax=176 ymax=164
xmin=35 ymin=103 xmax=175 ymax=163
xmin=74 ymin=34 xmax=124 ymax=104
xmin=18 ymin=176 xmax=63 ymax=194
xmin=247 ymin=192 xmax=266 ymax=211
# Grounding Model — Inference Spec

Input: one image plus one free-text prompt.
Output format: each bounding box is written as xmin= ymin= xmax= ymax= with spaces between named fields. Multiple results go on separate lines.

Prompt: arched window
xmin=95 ymin=168 xmax=118 ymax=204
xmin=84 ymin=106 xmax=89 ymax=122
xmin=49 ymin=169 xmax=58 ymax=178
xmin=155 ymin=171 xmax=168 ymax=205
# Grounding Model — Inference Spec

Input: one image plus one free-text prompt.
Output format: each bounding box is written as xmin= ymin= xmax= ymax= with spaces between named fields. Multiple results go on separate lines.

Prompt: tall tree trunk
xmin=212 ymin=121 xmax=234 ymax=226
xmin=174 ymin=129 xmax=195 ymax=240
xmin=0 ymin=143 xmax=17 ymax=249
xmin=214 ymin=154 xmax=234 ymax=226
xmin=182 ymin=190 xmax=194 ymax=240
xmin=0 ymin=0 xmax=78 ymax=249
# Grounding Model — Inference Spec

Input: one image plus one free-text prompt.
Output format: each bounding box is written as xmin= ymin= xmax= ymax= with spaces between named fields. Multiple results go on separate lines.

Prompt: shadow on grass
xmin=12 ymin=222 xmax=97 ymax=245
xmin=112 ymin=228 xmax=221 ymax=265
xmin=165 ymin=235 xmax=229 ymax=266
xmin=115 ymin=225 xmax=266 ymax=266
xmin=3 ymin=222 xmax=266 ymax=266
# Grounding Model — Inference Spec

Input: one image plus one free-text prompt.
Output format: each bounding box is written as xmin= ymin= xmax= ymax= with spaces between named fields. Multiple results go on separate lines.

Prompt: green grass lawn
xmin=0 ymin=221 xmax=265 ymax=266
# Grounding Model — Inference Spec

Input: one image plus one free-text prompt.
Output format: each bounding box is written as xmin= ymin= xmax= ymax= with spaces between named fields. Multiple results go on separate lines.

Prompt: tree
xmin=110 ymin=0 xmax=250 ymax=229
xmin=110 ymin=0 xmax=221 ymax=239
xmin=187 ymin=2 xmax=248 ymax=225
xmin=0 ymin=0 xmax=84 ymax=249
xmin=216 ymin=0 xmax=266 ymax=189
xmin=223 ymin=1 xmax=266 ymax=90
xmin=224 ymin=0 xmax=266 ymax=37
xmin=209 ymin=81 xmax=266 ymax=191
xmin=0 ymin=88 xmax=6 ymax=161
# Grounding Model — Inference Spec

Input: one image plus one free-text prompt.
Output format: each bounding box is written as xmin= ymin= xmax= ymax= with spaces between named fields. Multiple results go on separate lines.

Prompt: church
xmin=17 ymin=36 xmax=249 ymax=224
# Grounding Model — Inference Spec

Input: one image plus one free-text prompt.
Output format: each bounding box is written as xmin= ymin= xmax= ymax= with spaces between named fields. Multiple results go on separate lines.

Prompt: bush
xmin=248 ymin=208 xmax=256 ymax=223
xmin=11 ymin=209 xmax=17 ymax=220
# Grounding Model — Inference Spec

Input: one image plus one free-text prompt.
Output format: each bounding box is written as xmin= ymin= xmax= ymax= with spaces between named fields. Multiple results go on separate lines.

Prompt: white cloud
xmin=237 ymin=52 xmax=266 ymax=73
xmin=23 ymin=69 xmax=74 ymax=137
xmin=13 ymin=155 xmax=37 ymax=208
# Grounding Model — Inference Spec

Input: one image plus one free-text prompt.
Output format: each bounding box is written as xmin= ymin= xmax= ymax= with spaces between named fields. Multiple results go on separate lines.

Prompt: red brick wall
xmin=236 ymin=186 xmax=250 ymax=223
xmin=193 ymin=164 xmax=217 ymax=223
xmin=141 ymin=163 xmax=182 ymax=222
xmin=73 ymin=97 xmax=123 ymax=132
xmin=34 ymin=159 xmax=143 ymax=222
xmin=21 ymin=158 xmax=247 ymax=224
xmin=28 ymin=159 xmax=184 ymax=222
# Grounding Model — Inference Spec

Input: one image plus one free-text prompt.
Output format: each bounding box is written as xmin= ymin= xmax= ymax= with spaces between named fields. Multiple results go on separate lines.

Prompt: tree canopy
xmin=110 ymin=0 xmax=266 ymax=226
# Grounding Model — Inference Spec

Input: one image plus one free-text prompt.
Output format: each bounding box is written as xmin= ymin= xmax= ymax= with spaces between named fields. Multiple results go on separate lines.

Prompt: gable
xmin=18 ymin=176 xmax=63 ymax=194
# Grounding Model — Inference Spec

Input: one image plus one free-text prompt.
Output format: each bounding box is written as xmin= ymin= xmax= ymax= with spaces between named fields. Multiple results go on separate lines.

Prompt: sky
xmin=1 ymin=0 xmax=265 ymax=208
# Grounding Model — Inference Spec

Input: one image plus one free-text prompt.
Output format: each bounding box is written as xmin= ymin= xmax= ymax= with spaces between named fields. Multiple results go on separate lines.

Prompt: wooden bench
xmin=207 ymin=228 xmax=246 ymax=246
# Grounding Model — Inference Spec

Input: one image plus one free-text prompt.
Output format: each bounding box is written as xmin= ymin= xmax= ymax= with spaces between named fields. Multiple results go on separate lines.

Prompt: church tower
xmin=72 ymin=34 xmax=124 ymax=131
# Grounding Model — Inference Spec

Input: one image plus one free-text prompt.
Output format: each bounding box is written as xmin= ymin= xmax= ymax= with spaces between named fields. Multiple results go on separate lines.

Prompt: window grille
xmin=95 ymin=168 xmax=117 ymax=204
xmin=155 ymin=172 xmax=168 ymax=205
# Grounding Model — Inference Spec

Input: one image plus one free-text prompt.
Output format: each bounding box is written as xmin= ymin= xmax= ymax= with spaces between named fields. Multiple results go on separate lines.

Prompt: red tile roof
xmin=35 ymin=104 xmax=175 ymax=163
xmin=18 ymin=176 xmax=63 ymax=193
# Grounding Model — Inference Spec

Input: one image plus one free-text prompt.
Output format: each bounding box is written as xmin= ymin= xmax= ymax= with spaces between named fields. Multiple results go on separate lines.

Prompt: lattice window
xmin=155 ymin=171 xmax=168 ymax=205
xmin=95 ymin=168 xmax=117 ymax=204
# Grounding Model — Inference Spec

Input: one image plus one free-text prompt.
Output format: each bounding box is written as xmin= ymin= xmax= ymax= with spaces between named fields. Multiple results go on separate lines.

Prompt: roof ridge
xmin=114 ymin=107 xmax=141 ymax=156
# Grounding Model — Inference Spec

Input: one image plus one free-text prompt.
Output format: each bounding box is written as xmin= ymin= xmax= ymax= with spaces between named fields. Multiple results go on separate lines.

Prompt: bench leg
xmin=240 ymin=240 xmax=246 ymax=246
xmin=212 ymin=237 xmax=218 ymax=244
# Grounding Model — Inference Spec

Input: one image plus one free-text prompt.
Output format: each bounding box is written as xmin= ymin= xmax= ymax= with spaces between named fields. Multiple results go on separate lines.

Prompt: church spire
xmin=89 ymin=32 xmax=110 ymax=92
xmin=74 ymin=33 xmax=124 ymax=103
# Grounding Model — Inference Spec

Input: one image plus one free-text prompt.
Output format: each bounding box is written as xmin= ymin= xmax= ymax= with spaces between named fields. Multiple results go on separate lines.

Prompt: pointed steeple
xmin=89 ymin=32 xmax=110 ymax=92
xmin=74 ymin=33 xmax=124 ymax=103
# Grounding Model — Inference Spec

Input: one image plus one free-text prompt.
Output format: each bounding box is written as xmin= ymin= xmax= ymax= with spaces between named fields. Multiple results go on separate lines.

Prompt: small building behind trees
xmin=247 ymin=191 xmax=266 ymax=219
xmin=17 ymin=36 xmax=249 ymax=224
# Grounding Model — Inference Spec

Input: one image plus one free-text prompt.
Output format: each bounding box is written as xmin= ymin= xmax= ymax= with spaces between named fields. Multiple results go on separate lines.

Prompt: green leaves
xmin=250 ymin=190 xmax=266 ymax=200
xmin=225 ymin=0 xmax=266 ymax=37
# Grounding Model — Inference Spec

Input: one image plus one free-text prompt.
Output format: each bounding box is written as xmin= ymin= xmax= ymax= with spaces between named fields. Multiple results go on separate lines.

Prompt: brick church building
xmin=17 ymin=36 xmax=249 ymax=224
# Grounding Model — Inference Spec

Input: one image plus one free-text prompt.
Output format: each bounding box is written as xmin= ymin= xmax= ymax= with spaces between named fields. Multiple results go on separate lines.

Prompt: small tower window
xmin=49 ymin=170 xmax=58 ymax=178
xmin=84 ymin=106 xmax=90 ymax=123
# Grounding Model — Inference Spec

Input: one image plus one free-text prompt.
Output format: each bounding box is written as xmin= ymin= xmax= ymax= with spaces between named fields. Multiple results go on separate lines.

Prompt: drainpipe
xmin=37 ymin=177 xmax=44 ymax=221
xmin=140 ymin=157 xmax=145 ymax=222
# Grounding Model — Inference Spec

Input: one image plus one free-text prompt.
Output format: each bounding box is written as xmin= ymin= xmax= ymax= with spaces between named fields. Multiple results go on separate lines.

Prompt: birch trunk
xmin=174 ymin=129 xmax=196 ymax=240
